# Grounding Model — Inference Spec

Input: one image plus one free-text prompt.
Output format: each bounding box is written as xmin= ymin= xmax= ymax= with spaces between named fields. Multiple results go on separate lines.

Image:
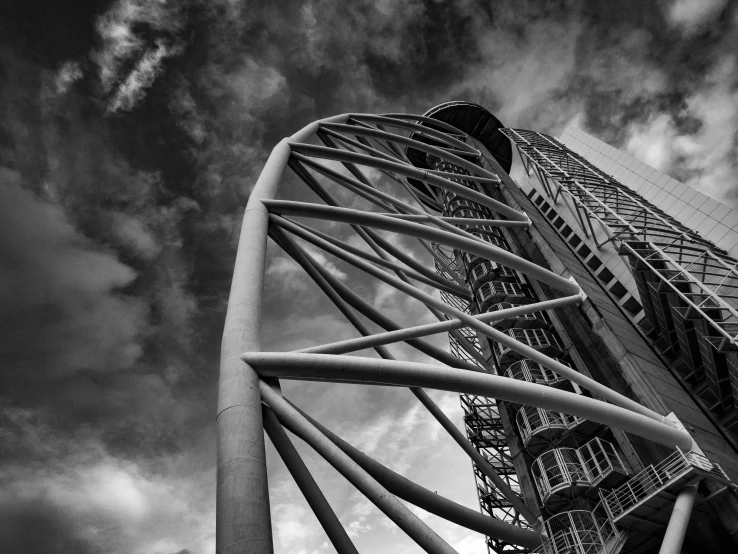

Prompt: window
xmin=609 ymin=281 xmax=627 ymax=299
xmin=587 ymin=256 xmax=602 ymax=270
xmin=622 ymin=296 xmax=642 ymax=315
xmin=597 ymin=267 xmax=615 ymax=283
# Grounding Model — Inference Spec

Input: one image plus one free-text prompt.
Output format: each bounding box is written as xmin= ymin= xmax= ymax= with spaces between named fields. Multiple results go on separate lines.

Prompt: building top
xmin=405 ymin=101 xmax=512 ymax=208
xmin=558 ymin=122 xmax=738 ymax=259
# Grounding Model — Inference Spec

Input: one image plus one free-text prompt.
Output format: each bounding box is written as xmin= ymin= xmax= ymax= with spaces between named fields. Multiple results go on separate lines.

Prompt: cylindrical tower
xmin=407 ymin=102 xmax=632 ymax=554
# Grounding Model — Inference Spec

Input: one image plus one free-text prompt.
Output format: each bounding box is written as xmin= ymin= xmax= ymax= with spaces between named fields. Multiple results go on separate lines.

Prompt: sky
xmin=1 ymin=1 xmax=737 ymax=553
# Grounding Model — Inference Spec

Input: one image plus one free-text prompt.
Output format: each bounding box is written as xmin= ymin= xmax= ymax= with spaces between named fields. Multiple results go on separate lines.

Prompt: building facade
xmin=410 ymin=101 xmax=738 ymax=554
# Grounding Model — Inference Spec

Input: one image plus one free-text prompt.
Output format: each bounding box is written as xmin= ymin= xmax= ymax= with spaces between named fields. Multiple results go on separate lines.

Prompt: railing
xmin=579 ymin=438 xmax=628 ymax=487
xmin=516 ymin=405 xmax=581 ymax=449
xmin=532 ymin=439 xmax=629 ymax=507
xmin=532 ymin=448 xmax=590 ymax=505
xmin=506 ymin=359 xmax=567 ymax=386
xmin=493 ymin=328 xmax=564 ymax=362
xmin=477 ymin=281 xmax=528 ymax=306
xmin=489 ymin=303 xmax=549 ymax=330
xmin=601 ymin=447 xmax=730 ymax=521
xmin=532 ymin=508 xmax=621 ymax=554
xmin=470 ymin=262 xmax=518 ymax=289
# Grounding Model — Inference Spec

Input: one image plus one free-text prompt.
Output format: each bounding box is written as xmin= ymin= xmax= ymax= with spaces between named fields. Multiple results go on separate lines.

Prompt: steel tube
xmin=410 ymin=387 xmax=539 ymax=525
xmin=288 ymin=156 xmax=468 ymax=293
xmin=217 ymin=114 xmax=348 ymax=554
xmin=271 ymin=212 xmax=663 ymax=417
xmin=297 ymin=295 xmax=582 ymax=355
xmin=384 ymin=213 xmax=530 ymax=228
xmin=321 ymin=122 xmax=494 ymax=182
xmin=658 ymin=484 xmax=698 ymax=554
xmin=288 ymin=402 xmax=544 ymax=548
xmin=288 ymin=143 xmax=524 ymax=221
xmin=262 ymin=406 xmax=359 ymax=554
xmin=270 ymin=227 xmax=483 ymax=372
xmin=287 ymin=218 xmax=469 ymax=297
xmin=243 ymin=354 xmax=694 ymax=451
xmin=264 ymin=200 xmax=576 ymax=294
xmin=269 ymin=228 xmax=533 ymax=512
xmin=259 ymin=382 xmax=460 ymax=554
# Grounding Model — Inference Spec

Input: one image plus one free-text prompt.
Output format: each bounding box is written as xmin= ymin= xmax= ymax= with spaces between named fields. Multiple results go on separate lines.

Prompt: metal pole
xmin=296 ymin=295 xmax=581 ymax=355
xmin=271 ymin=213 xmax=664 ymax=418
xmin=658 ymin=484 xmax=698 ymax=554
xmin=269 ymin=227 xmax=482 ymax=372
xmin=265 ymin=200 xmax=572 ymax=292
xmin=243 ymin=353 xmax=694 ymax=451
xmin=289 ymin=402 xmax=544 ymax=549
xmin=269 ymin=228 xmax=535 ymax=515
xmin=259 ymin=382 xmax=460 ymax=554
xmin=410 ymin=387 xmax=539 ymax=526
xmin=216 ymin=115 xmax=348 ymax=554
xmin=262 ymin=406 xmax=359 ymax=554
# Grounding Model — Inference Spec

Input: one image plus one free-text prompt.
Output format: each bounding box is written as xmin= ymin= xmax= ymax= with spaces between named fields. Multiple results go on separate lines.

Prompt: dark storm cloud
xmin=1 ymin=1 xmax=737 ymax=552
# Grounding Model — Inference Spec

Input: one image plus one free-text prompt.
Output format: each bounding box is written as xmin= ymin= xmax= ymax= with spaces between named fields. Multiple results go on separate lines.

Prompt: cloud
xmin=0 ymin=181 xmax=146 ymax=380
xmin=625 ymin=54 xmax=738 ymax=203
xmin=107 ymin=41 xmax=182 ymax=113
xmin=667 ymin=0 xmax=729 ymax=32
xmin=92 ymin=0 xmax=186 ymax=111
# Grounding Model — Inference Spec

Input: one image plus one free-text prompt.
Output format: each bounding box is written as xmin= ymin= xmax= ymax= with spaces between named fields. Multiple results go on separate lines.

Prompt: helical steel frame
xmin=218 ymin=112 xmax=694 ymax=554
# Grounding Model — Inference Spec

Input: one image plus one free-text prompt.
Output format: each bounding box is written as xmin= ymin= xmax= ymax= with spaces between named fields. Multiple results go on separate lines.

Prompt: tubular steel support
xmin=658 ymin=484 xmax=698 ymax=554
xmin=290 ymin=401 xmax=544 ymax=549
xmin=243 ymin=353 xmax=694 ymax=450
xmin=410 ymin=387 xmax=539 ymax=526
xmin=269 ymin=226 xmax=534 ymax=515
xmin=218 ymin=110 xmax=705 ymax=554
xmin=259 ymin=382 xmax=460 ymax=554
xmin=262 ymin=406 xmax=359 ymax=554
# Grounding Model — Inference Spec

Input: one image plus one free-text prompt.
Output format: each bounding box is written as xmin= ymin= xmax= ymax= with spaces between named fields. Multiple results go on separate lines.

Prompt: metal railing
xmin=506 ymin=359 xmax=567 ymax=386
xmin=532 ymin=439 xmax=628 ymax=507
xmin=532 ymin=508 xmax=621 ymax=554
xmin=601 ymin=448 xmax=730 ymax=521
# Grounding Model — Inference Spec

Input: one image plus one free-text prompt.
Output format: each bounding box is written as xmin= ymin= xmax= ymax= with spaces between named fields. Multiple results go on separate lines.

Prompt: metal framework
xmin=504 ymin=129 xmax=738 ymax=429
xmin=218 ymin=112 xmax=707 ymax=554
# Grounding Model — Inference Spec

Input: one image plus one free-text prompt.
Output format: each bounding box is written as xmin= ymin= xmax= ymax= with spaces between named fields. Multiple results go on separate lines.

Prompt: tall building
xmin=220 ymin=102 xmax=738 ymax=554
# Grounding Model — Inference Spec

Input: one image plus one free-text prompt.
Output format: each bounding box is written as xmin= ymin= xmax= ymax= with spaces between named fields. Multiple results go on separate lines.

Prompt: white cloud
xmin=108 ymin=41 xmax=180 ymax=112
xmin=625 ymin=55 xmax=738 ymax=203
xmin=668 ymin=0 xmax=729 ymax=32
xmin=93 ymin=0 xmax=184 ymax=111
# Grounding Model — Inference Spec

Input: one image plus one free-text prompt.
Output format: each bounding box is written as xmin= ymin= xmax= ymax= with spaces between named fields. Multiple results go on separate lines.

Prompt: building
xmin=220 ymin=103 xmax=738 ymax=554
xmin=412 ymin=101 xmax=738 ymax=553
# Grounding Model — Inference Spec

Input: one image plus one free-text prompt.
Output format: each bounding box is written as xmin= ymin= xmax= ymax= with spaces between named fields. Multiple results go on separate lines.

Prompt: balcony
xmin=469 ymin=262 xmax=518 ymax=290
xmin=516 ymin=406 xmax=583 ymax=455
xmin=451 ymin=206 xmax=492 ymax=220
xmin=488 ymin=303 xmax=549 ymax=331
xmin=532 ymin=448 xmax=591 ymax=511
xmin=532 ymin=507 xmax=623 ymax=554
xmin=532 ymin=439 xmax=629 ymax=511
xmin=477 ymin=282 xmax=531 ymax=312
xmin=601 ymin=448 xmax=732 ymax=524
xmin=444 ymin=192 xmax=490 ymax=217
xmin=505 ymin=359 xmax=567 ymax=386
xmin=492 ymin=328 xmax=564 ymax=365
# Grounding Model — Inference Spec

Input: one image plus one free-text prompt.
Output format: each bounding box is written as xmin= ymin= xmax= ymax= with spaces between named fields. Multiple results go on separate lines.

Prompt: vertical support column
xmin=216 ymin=115 xmax=349 ymax=554
xmin=658 ymin=484 xmax=698 ymax=554
xmin=217 ymin=139 xmax=292 ymax=554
